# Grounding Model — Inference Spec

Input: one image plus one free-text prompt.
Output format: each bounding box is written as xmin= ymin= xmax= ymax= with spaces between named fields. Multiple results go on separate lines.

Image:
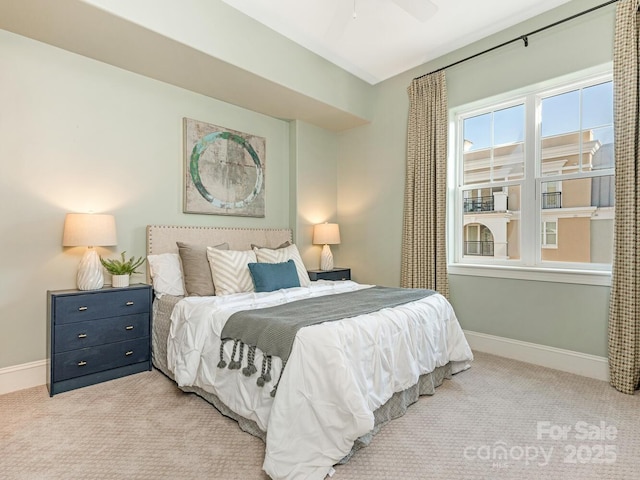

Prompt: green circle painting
xmin=190 ymin=131 xmax=264 ymax=210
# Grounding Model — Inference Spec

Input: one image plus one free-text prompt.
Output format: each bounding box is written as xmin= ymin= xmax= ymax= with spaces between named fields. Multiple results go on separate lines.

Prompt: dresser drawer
xmin=53 ymin=337 xmax=149 ymax=382
xmin=54 ymin=313 xmax=149 ymax=353
xmin=53 ymin=288 xmax=150 ymax=324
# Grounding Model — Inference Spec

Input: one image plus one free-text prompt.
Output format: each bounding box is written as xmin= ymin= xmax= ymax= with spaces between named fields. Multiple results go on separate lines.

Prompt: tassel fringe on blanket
xmin=218 ymin=339 xmax=282 ymax=397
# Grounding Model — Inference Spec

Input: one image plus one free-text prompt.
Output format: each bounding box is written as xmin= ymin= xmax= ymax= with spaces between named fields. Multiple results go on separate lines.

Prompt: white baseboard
xmin=0 ymin=359 xmax=47 ymax=396
xmin=464 ymin=330 xmax=609 ymax=382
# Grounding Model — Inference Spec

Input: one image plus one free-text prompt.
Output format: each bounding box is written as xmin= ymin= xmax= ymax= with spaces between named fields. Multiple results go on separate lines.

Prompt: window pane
xmin=463 ymin=113 xmax=491 ymax=151
xmin=541 ymin=90 xmax=579 ymax=138
xmin=541 ymin=81 xmax=613 ymax=175
xmin=540 ymin=177 xmax=614 ymax=263
xmin=494 ymin=104 xmax=524 ymax=145
xmin=544 ymin=230 xmax=556 ymax=246
xmin=462 ymin=186 xmax=520 ymax=260
xmin=462 ymin=105 xmax=525 ymax=185
xmin=582 ymin=82 xmax=613 ymax=129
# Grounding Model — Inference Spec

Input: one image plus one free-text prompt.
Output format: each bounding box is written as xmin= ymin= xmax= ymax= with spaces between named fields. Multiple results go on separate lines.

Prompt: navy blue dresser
xmin=47 ymin=284 xmax=152 ymax=396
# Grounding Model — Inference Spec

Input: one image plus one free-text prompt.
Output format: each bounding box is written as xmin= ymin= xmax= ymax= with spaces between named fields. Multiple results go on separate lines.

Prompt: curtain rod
xmin=414 ymin=0 xmax=619 ymax=80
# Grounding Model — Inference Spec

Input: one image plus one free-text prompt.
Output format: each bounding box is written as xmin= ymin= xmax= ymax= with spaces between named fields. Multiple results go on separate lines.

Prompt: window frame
xmin=447 ymin=65 xmax=613 ymax=286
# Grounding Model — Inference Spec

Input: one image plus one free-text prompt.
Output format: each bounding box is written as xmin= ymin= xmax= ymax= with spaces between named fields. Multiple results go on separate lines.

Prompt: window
xmin=541 ymin=220 xmax=557 ymax=248
xmin=450 ymin=70 xmax=614 ymax=283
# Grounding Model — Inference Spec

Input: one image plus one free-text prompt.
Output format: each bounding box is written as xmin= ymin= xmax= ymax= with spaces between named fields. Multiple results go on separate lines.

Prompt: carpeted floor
xmin=1 ymin=352 xmax=639 ymax=479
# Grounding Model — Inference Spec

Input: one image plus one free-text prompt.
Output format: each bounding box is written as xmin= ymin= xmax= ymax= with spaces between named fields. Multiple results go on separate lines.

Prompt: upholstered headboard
xmin=146 ymin=224 xmax=293 ymax=255
xmin=146 ymin=225 xmax=292 ymax=282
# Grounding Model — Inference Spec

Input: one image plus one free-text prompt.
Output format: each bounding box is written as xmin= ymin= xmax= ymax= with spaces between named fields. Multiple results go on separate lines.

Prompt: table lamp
xmin=313 ymin=222 xmax=341 ymax=271
xmin=62 ymin=213 xmax=117 ymax=290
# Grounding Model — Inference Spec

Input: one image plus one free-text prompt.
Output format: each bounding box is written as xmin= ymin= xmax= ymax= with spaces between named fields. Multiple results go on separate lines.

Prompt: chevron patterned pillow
xmin=206 ymin=247 xmax=257 ymax=296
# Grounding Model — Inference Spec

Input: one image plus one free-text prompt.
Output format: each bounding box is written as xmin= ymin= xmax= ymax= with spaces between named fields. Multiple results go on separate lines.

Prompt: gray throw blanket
xmin=218 ymin=286 xmax=436 ymax=396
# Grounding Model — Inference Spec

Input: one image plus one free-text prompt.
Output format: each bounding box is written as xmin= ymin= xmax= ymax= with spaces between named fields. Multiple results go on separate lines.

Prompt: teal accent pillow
xmin=248 ymin=260 xmax=301 ymax=292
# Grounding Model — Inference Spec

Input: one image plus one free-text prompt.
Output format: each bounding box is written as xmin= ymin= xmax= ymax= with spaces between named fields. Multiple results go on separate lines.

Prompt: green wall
xmin=289 ymin=120 xmax=339 ymax=268
xmin=0 ymin=16 xmax=347 ymax=370
xmin=0 ymin=29 xmax=292 ymax=369
xmin=338 ymin=0 xmax=615 ymax=357
xmin=449 ymin=275 xmax=610 ymax=356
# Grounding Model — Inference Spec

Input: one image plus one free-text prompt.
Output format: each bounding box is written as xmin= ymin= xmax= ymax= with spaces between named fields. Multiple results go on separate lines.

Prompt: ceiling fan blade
xmin=392 ymin=0 xmax=438 ymax=22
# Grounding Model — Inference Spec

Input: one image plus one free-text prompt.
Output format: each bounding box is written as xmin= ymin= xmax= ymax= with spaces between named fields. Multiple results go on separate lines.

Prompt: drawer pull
xmin=125 ymin=325 xmax=134 ymax=330
xmin=126 ymin=301 xmax=134 ymax=306
xmin=125 ymin=351 xmax=133 ymax=356
xmin=77 ymin=333 xmax=87 ymax=339
xmin=77 ymin=361 xmax=87 ymax=367
xmin=78 ymin=306 xmax=88 ymax=311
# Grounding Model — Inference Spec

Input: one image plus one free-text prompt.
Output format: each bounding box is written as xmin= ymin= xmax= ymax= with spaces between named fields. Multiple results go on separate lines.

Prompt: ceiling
xmin=222 ymin=0 xmax=572 ymax=85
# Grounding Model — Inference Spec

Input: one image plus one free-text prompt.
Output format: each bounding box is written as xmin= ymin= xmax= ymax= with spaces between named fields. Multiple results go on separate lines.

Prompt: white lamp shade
xmin=313 ymin=223 xmax=341 ymax=245
xmin=62 ymin=213 xmax=117 ymax=247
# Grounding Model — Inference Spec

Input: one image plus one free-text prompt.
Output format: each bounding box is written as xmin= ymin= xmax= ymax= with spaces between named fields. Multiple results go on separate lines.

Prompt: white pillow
xmin=147 ymin=253 xmax=185 ymax=297
xmin=206 ymin=247 xmax=257 ymax=296
xmin=253 ymin=243 xmax=311 ymax=287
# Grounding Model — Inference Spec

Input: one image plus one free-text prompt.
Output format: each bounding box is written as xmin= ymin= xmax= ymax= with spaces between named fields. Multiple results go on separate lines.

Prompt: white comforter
xmin=167 ymin=281 xmax=473 ymax=480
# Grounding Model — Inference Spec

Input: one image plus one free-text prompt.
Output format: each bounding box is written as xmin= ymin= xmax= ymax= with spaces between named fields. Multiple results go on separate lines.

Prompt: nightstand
xmin=47 ymin=284 xmax=152 ymax=396
xmin=307 ymin=268 xmax=351 ymax=281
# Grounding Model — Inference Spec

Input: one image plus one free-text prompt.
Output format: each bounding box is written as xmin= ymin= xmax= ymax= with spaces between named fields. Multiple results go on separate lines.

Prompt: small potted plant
xmin=100 ymin=252 xmax=145 ymax=287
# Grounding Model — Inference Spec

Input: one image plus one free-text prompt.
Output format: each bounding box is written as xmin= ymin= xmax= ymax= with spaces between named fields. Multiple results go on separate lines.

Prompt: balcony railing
xmin=464 ymin=241 xmax=494 ymax=256
xmin=542 ymin=192 xmax=562 ymax=209
xmin=463 ymin=196 xmax=495 ymax=213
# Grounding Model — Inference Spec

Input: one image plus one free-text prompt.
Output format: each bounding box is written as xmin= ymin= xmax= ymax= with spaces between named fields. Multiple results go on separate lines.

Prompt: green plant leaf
xmin=99 ymin=251 xmax=146 ymax=275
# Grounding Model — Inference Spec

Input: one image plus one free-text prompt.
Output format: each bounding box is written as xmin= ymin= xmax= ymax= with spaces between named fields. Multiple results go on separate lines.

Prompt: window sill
xmin=448 ymin=263 xmax=611 ymax=286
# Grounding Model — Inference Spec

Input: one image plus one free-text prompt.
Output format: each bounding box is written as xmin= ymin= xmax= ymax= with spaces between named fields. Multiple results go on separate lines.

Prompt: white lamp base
xmin=77 ymin=248 xmax=104 ymax=290
xmin=320 ymin=244 xmax=334 ymax=271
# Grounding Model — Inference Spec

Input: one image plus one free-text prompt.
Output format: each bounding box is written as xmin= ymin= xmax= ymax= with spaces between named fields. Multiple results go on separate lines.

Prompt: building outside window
xmin=449 ymin=70 xmax=614 ymax=280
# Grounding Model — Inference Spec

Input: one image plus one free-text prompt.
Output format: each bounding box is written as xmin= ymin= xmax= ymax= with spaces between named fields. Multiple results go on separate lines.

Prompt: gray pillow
xmin=177 ymin=241 xmax=229 ymax=296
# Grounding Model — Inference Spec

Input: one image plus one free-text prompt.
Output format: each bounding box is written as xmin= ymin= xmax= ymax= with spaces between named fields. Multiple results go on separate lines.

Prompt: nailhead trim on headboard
xmin=146 ymin=225 xmax=293 ymax=283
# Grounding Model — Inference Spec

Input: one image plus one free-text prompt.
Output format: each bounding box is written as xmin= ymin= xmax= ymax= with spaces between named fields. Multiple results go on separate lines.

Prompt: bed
xmin=146 ymin=225 xmax=473 ymax=480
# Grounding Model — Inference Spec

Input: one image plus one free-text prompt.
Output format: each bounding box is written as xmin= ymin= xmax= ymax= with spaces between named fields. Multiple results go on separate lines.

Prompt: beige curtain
xmin=608 ymin=0 xmax=640 ymax=395
xmin=401 ymin=71 xmax=449 ymax=297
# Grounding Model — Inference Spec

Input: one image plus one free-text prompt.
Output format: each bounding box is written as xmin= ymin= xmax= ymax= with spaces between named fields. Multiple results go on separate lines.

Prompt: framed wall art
xmin=183 ymin=118 xmax=266 ymax=217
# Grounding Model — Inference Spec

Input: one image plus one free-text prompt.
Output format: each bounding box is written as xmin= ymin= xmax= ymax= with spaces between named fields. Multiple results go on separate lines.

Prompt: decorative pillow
xmin=177 ymin=242 xmax=229 ymax=296
xmin=147 ymin=253 xmax=185 ymax=297
xmin=206 ymin=247 xmax=257 ymax=296
xmin=253 ymin=243 xmax=311 ymax=287
xmin=248 ymin=260 xmax=300 ymax=293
